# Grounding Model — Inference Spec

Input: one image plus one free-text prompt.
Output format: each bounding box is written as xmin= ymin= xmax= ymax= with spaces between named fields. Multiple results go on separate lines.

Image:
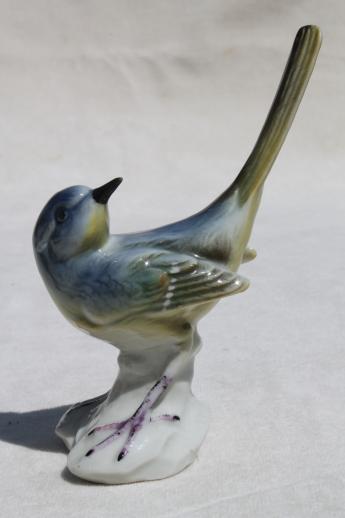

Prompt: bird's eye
xmin=55 ymin=207 xmax=68 ymax=223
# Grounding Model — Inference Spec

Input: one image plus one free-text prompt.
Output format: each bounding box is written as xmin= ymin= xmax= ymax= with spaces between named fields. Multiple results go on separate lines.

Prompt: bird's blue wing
xmin=94 ymin=249 xmax=248 ymax=318
xmin=79 ymin=248 xmax=249 ymax=325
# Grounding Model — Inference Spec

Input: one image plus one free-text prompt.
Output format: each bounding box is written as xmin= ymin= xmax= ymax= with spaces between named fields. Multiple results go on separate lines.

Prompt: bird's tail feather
xmin=214 ymin=25 xmax=322 ymax=207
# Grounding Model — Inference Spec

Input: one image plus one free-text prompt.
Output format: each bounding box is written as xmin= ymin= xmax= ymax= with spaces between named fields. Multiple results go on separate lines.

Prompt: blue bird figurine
xmin=33 ymin=26 xmax=321 ymax=484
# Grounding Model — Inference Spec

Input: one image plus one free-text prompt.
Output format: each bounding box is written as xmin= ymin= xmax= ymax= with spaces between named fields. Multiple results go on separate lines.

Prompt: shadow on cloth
xmin=0 ymin=407 xmax=100 ymax=485
xmin=0 ymin=406 xmax=70 ymax=453
xmin=60 ymin=466 xmax=106 ymax=486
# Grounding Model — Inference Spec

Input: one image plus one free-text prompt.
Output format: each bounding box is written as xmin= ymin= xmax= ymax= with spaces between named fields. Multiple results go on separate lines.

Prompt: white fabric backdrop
xmin=1 ymin=1 xmax=344 ymax=516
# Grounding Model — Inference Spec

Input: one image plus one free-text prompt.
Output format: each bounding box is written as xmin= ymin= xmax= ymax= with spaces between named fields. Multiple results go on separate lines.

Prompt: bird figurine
xmin=33 ymin=26 xmax=321 ymax=484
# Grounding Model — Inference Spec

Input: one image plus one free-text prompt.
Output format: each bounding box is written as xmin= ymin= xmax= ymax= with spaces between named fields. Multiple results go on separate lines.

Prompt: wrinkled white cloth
xmin=1 ymin=1 xmax=344 ymax=517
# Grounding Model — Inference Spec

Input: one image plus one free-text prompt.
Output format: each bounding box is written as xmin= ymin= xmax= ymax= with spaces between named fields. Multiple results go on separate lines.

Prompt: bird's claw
xmin=86 ymin=412 xmax=180 ymax=461
xmin=150 ymin=414 xmax=180 ymax=423
xmin=85 ymin=375 xmax=180 ymax=461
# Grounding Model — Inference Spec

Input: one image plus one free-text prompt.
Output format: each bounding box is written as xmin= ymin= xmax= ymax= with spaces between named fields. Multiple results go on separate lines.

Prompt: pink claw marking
xmin=88 ymin=421 xmax=123 ymax=436
xmin=85 ymin=375 xmax=180 ymax=461
xmin=150 ymin=414 xmax=180 ymax=423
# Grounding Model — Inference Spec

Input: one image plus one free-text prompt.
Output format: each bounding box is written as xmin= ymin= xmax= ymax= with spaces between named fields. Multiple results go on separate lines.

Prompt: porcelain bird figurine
xmin=33 ymin=26 xmax=321 ymax=484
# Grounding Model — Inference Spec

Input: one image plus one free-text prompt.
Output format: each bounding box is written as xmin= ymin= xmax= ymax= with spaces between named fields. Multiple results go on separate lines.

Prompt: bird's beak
xmin=92 ymin=177 xmax=123 ymax=204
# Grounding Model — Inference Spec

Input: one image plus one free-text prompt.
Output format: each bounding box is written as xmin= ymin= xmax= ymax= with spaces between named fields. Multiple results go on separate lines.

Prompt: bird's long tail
xmin=214 ymin=25 xmax=322 ymax=207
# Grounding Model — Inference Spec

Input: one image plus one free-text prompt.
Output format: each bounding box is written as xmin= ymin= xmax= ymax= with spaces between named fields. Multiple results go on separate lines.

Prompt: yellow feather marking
xmin=80 ymin=205 xmax=108 ymax=252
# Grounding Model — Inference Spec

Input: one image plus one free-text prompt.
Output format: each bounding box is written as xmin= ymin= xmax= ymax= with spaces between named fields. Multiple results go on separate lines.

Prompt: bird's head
xmin=33 ymin=178 xmax=122 ymax=261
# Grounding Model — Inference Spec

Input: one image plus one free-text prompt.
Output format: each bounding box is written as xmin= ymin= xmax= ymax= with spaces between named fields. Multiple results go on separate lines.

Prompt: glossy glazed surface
xmin=33 ymin=26 xmax=321 ymax=484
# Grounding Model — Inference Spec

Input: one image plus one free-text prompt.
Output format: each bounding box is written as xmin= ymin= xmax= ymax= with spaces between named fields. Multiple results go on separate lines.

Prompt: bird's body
xmin=33 ymin=26 xmax=321 ymax=469
xmin=36 ymin=187 xmax=257 ymax=340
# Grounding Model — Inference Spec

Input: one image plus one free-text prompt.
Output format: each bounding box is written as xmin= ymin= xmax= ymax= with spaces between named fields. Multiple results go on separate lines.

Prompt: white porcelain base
xmin=56 ymin=384 xmax=208 ymax=484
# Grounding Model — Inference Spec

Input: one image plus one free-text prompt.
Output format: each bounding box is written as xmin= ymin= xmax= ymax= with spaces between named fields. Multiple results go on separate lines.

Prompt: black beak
xmin=92 ymin=177 xmax=123 ymax=204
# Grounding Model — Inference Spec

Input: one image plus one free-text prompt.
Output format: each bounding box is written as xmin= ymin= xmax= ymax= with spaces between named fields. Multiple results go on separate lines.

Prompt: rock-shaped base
xmin=56 ymin=384 xmax=208 ymax=484
xmin=56 ymin=329 xmax=208 ymax=484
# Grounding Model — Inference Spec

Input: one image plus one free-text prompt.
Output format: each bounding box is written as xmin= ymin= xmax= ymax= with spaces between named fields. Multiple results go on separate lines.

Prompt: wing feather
xmin=128 ymin=251 xmax=249 ymax=314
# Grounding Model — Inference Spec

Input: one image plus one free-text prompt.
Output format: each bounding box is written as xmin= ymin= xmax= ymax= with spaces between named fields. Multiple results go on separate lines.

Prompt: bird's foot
xmin=85 ymin=375 xmax=180 ymax=461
